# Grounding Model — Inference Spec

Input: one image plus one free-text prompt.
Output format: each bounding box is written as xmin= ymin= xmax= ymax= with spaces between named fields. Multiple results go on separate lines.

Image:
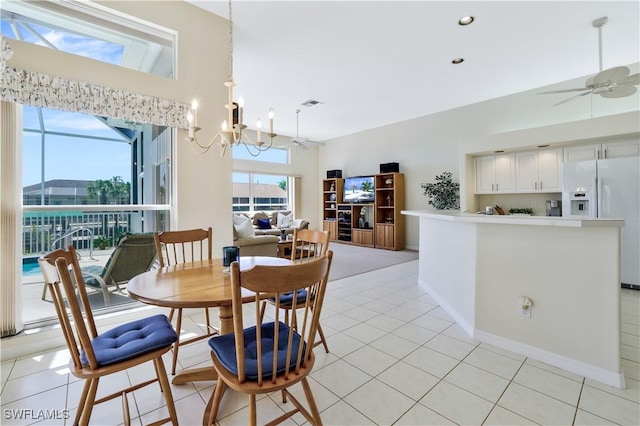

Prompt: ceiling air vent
xmin=301 ymin=99 xmax=322 ymax=107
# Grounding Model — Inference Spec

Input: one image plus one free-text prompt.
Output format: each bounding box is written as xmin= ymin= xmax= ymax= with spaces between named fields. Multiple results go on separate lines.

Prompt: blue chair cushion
xmin=208 ymin=321 xmax=305 ymax=381
xmin=273 ymin=289 xmax=308 ymax=306
xmin=82 ymin=314 xmax=177 ymax=367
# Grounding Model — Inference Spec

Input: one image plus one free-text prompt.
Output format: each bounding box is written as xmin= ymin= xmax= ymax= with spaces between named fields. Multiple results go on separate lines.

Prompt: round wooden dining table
xmin=127 ymin=256 xmax=292 ymax=385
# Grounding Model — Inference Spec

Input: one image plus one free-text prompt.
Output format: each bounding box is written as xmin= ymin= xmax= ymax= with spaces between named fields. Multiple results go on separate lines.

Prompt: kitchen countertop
xmin=401 ymin=210 xmax=624 ymax=228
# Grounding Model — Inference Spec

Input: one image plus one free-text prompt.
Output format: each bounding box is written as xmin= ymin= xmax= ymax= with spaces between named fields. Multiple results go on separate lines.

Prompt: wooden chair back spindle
xmin=154 ymin=227 xmax=212 ymax=267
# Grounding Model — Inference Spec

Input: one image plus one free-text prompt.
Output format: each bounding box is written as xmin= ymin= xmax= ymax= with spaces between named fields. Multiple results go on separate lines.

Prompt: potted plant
xmin=508 ymin=207 xmax=534 ymax=216
xmin=420 ymin=171 xmax=460 ymax=210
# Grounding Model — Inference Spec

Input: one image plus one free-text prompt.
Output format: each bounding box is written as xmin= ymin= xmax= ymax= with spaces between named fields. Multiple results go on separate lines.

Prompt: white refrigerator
xmin=562 ymin=156 xmax=640 ymax=288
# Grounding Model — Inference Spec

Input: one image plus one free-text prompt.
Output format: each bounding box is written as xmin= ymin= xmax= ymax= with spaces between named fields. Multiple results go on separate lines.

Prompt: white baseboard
xmin=418 ymin=276 xmax=474 ymax=336
xmin=417 ymin=276 xmax=626 ymax=390
xmin=474 ymin=329 xmax=626 ymax=389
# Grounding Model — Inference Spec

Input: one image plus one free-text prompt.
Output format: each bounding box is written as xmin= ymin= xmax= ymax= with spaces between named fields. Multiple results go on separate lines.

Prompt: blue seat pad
xmin=273 ymin=289 xmax=308 ymax=306
xmin=209 ymin=321 xmax=305 ymax=381
xmin=81 ymin=314 xmax=177 ymax=367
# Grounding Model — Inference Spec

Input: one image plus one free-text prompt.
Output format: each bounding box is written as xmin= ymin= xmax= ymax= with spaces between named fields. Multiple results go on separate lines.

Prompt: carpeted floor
xmin=327 ymin=242 xmax=418 ymax=281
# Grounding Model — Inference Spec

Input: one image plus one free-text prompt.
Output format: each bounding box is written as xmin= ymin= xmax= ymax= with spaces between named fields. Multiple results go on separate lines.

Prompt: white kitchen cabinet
xmin=516 ymin=148 xmax=562 ymax=192
xmin=475 ymin=153 xmax=516 ymax=194
xmin=564 ymin=140 xmax=639 ymax=162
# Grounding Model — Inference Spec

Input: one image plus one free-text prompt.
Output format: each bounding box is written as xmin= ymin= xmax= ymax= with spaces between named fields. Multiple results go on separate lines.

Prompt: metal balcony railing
xmin=21 ymin=204 xmax=170 ymax=256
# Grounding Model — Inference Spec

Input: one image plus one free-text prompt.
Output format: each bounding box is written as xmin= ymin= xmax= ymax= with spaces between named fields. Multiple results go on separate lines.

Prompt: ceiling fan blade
xmin=538 ymin=87 xmax=590 ymax=95
xmin=591 ymin=66 xmax=630 ymax=85
xmin=600 ymin=85 xmax=637 ymax=98
xmin=619 ymin=73 xmax=640 ymax=86
xmin=552 ymin=91 xmax=592 ymax=106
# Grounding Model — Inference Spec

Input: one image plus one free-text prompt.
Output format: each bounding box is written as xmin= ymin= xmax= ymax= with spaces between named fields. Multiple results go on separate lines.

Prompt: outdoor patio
xmin=21 ymin=248 xmax=142 ymax=325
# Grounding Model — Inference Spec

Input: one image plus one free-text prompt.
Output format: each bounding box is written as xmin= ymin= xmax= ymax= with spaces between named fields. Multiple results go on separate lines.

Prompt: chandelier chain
xmin=227 ymin=0 xmax=233 ymax=83
xmin=186 ymin=0 xmax=276 ymax=156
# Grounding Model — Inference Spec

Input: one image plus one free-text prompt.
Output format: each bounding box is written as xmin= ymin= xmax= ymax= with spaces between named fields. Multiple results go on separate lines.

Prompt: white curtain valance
xmin=0 ymin=36 xmax=13 ymax=85
xmin=1 ymin=66 xmax=190 ymax=129
xmin=0 ymin=34 xmax=188 ymax=129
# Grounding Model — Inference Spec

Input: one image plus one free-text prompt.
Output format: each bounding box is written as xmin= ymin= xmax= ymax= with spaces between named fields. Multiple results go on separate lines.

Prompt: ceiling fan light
xmin=459 ymin=16 xmax=474 ymax=26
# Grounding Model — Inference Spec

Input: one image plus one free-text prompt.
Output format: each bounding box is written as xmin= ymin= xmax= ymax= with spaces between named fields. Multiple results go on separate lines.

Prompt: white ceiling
xmin=186 ymin=1 xmax=640 ymax=142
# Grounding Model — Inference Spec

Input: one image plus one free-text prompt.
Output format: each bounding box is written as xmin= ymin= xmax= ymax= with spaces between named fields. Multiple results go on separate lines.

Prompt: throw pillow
xmin=234 ymin=218 xmax=255 ymax=239
xmin=257 ymin=218 xmax=272 ymax=230
xmin=233 ymin=213 xmax=249 ymax=226
xmin=292 ymin=219 xmax=304 ymax=229
xmin=252 ymin=211 xmax=269 ymax=226
xmin=270 ymin=210 xmax=291 ymax=226
xmin=277 ymin=212 xmax=293 ymax=228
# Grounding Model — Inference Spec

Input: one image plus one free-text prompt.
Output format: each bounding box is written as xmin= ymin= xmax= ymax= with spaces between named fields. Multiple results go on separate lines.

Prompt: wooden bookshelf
xmin=322 ymin=173 xmax=405 ymax=250
xmin=322 ymin=178 xmax=343 ymax=241
xmin=374 ymin=173 xmax=405 ymax=250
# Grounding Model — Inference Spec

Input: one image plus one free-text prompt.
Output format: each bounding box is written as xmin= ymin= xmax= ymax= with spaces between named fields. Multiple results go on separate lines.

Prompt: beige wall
xmin=318 ymin=64 xmax=640 ymax=250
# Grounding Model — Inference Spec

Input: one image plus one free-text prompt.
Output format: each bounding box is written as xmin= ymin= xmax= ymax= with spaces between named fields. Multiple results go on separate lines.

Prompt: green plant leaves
xmin=420 ymin=171 xmax=460 ymax=210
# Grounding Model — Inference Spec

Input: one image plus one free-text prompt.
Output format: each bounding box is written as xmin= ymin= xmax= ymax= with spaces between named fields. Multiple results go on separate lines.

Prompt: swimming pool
xmin=22 ymin=257 xmax=42 ymax=276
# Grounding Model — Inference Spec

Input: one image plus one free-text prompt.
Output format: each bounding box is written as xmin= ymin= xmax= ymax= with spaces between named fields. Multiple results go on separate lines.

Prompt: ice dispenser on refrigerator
xmin=568 ymin=190 xmax=592 ymax=216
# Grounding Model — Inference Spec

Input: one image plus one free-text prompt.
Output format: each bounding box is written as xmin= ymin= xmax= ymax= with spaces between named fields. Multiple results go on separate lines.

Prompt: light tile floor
xmin=2 ymin=260 xmax=639 ymax=425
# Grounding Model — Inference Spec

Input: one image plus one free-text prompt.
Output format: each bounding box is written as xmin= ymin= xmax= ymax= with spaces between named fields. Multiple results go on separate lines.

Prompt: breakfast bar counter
xmin=402 ymin=210 xmax=626 ymax=388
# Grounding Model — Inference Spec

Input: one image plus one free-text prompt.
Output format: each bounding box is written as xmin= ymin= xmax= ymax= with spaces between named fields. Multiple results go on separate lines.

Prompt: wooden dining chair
xmin=39 ymin=246 xmax=178 ymax=425
xmin=154 ymin=227 xmax=217 ymax=374
xmin=206 ymin=251 xmax=333 ymax=426
xmin=260 ymin=228 xmax=331 ymax=352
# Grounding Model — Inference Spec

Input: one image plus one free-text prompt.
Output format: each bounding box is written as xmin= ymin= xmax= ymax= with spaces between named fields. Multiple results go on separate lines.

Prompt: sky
xmin=22 ymin=106 xmax=131 ymax=187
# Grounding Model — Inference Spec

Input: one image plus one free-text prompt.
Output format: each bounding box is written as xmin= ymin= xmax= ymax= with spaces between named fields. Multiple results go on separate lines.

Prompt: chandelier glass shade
xmin=186 ymin=0 xmax=276 ymax=156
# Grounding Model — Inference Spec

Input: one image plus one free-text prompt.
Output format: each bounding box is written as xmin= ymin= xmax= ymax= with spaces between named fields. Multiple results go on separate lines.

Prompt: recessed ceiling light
xmin=459 ymin=16 xmax=475 ymax=26
xmin=452 ymin=58 xmax=464 ymax=64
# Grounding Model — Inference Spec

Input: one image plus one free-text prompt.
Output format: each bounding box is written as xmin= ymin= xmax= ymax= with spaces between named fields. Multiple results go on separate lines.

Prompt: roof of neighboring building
xmin=232 ymin=182 xmax=286 ymax=198
xmin=23 ymin=179 xmax=93 ymax=197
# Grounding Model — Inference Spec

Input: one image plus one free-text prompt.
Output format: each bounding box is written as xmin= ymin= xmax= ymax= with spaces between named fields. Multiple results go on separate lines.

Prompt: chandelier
xmin=186 ymin=0 xmax=276 ymax=156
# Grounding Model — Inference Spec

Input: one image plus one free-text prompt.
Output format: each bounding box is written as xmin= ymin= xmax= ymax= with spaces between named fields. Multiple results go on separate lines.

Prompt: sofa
xmin=234 ymin=234 xmax=279 ymax=257
xmin=232 ymin=211 xmax=309 ymax=257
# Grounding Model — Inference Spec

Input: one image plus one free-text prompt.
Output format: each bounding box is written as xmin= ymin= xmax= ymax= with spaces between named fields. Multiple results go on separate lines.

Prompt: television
xmin=343 ymin=175 xmax=375 ymax=203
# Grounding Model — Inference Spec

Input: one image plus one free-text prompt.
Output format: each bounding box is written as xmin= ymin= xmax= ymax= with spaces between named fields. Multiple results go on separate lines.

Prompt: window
xmin=21 ymin=105 xmax=172 ymax=325
xmin=1 ymin=0 xmax=175 ymax=78
xmin=22 ymin=106 xmax=130 ymax=204
xmin=233 ymin=172 xmax=290 ymax=212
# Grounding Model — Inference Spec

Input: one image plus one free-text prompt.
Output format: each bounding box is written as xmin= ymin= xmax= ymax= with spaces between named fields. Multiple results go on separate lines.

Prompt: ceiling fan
xmin=290 ymin=109 xmax=324 ymax=151
xmin=539 ymin=17 xmax=639 ymax=106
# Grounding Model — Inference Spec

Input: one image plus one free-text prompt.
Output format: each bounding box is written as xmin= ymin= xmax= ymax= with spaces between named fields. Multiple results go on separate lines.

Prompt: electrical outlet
xmin=531 ymin=201 xmax=537 ymax=209
xmin=520 ymin=307 xmax=531 ymax=319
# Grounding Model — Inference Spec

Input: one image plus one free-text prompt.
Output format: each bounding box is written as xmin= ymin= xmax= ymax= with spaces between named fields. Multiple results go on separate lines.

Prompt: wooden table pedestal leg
xmin=171 ymin=306 xmax=233 ymax=385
